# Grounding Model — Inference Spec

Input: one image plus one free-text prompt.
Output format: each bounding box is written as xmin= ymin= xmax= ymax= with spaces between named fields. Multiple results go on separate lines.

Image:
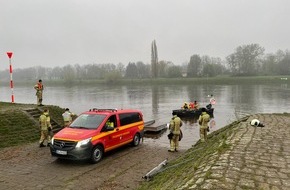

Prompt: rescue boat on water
xmin=172 ymin=107 xmax=214 ymax=118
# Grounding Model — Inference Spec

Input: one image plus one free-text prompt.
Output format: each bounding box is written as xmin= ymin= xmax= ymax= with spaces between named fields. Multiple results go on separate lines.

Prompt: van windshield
xmin=70 ymin=114 xmax=106 ymax=129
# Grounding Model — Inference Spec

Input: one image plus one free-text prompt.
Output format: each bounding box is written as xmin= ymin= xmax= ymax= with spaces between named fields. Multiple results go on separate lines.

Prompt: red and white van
xmin=50 ymin=108 xmax=144 ymax=163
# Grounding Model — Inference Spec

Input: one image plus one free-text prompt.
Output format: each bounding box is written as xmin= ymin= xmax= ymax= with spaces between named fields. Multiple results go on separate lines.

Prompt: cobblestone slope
xmin=177 ymin=114 xmax=290 ymax=190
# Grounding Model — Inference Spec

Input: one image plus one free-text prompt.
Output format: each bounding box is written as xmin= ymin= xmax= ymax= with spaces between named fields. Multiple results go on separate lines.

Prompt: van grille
xmin=53 ymin=139 xmax=77 ymax=149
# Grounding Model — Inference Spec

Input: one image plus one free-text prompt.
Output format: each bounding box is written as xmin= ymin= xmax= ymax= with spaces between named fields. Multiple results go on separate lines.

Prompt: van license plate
xmin=56 ymin=150 xmax=67 ymax=155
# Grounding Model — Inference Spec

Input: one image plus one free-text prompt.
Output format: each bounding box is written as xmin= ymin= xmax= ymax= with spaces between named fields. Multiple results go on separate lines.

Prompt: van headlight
xmin=76 ymin=138 xmax=92 ymax=148
xmin=51 ymin=137 xmax=54 ymax=145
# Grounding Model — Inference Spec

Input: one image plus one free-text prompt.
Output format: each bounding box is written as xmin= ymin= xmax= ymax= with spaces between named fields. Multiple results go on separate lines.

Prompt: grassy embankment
xmin=0 ymin=102 xmax=65 ymax=148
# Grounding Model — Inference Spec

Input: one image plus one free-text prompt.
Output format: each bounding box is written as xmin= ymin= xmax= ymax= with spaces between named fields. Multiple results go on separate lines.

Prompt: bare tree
xmin=227 ymin=44 xmax=264 ymax=76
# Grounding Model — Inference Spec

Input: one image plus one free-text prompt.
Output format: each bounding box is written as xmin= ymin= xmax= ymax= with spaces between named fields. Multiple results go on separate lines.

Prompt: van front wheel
xmin=132 ymin=133 xmax=140 ymax=146
xmin=90 ymin=145 xmax=103 ymax=164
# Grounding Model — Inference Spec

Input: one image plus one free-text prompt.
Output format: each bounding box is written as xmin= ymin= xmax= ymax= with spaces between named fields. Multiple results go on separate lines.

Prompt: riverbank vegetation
xmin=2 ymin=75 xmax=290 ymax=87
xmin=0 ymin=43 xmax=289 ymax=84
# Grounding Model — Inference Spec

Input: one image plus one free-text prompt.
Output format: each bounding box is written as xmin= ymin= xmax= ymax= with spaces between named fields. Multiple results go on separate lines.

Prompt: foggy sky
xmin=0 ymin=0 xmax=289 ymax=69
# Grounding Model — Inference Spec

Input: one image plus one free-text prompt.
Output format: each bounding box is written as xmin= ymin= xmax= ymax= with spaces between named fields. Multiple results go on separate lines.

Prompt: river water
xmin=1 ymin=83 xmax=289 ymax=150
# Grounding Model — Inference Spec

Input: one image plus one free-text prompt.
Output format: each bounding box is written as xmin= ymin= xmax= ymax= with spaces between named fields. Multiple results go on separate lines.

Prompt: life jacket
xmin=35 ymin=82 xmax=43 ymax=91
xmin=38 ymin=83 xmax=43 ymax=90
xmin=189 ymin=102 xmax=194 ymax=109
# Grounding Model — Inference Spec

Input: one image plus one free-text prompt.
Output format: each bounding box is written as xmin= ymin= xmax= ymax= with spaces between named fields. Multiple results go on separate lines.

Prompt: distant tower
xmin=151 ymin=40 xmax=158 ymax=78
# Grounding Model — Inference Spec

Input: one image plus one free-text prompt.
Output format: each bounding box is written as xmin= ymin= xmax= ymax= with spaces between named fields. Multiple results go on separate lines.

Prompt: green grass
xmin=0 ymin=109 xmax=39 ymax=148
xmin=0 ymin=102 xmax=66 ymax=148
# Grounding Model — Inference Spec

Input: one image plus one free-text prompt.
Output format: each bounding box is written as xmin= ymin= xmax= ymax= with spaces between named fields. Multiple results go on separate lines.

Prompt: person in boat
xmin=168 ymin=114 xmax=183 ymax=152
xmin=206 ymin=103 xmax=212 ymax=110
xmin=193 ymin=100 xmax=199 ymax=110
xmin=198 ymin=107 xmax=210 ymax=142
xmin=189 ymin=102 xmax=194 ymax=109
xmin=181 ymin=102 xmax=189 ymax=109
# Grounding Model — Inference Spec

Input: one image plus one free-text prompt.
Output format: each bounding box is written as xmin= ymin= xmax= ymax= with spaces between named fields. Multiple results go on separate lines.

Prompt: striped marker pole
xmin=6 ymin=52 xmax=14 ymax=103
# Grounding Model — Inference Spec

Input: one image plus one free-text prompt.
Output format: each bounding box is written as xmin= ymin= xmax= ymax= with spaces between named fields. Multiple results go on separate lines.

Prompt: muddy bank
xmin=0 ymin=140 xmax=183 ymax=190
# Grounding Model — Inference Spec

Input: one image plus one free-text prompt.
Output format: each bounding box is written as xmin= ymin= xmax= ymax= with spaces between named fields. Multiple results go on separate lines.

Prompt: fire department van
xmin=50 ymin=108 xmax=144 ymax=163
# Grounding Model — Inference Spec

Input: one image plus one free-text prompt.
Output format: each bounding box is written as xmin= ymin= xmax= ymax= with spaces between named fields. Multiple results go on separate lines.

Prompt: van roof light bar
xmin=89 ymin=108 xmax=117 ymax=112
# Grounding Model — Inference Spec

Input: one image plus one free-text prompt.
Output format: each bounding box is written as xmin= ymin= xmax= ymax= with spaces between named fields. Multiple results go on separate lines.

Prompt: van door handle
xmin=116 ymin=128 xmax=119 ymax=131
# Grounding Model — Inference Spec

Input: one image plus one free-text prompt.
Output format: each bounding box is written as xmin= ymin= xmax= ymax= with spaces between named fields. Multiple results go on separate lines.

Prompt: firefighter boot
xmin=39 ymin=142 xmax=45 ymax=147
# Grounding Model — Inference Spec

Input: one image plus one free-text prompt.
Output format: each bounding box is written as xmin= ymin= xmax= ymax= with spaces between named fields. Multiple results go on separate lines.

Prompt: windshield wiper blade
xmin=71 ymin=126 xmax=88 ymax=129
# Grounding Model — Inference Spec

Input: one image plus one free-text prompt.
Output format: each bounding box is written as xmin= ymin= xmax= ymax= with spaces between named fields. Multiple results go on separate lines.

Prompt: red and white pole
xmin=7 ymin=52 xmax=14 ymax=103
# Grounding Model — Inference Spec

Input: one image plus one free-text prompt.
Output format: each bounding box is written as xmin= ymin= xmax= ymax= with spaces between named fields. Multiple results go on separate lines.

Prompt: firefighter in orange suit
xmin=34 ymin=79 xmax=44 ymax=106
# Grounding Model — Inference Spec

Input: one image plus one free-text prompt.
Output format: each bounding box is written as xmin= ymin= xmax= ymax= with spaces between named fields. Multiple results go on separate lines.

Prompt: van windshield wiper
xmin=71 ymin=126 xmax=88 ymax=129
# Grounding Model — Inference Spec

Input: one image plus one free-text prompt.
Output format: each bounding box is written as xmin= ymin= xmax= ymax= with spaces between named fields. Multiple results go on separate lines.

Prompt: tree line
xmin=0 ymin=43 xmax=289 ymax=83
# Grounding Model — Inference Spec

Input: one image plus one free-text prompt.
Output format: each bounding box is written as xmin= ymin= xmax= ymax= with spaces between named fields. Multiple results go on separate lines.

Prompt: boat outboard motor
xmin=206 ymin=103 xmax=212 ymax=110
xmin=250 ymin=119 xmax=265 ymax=127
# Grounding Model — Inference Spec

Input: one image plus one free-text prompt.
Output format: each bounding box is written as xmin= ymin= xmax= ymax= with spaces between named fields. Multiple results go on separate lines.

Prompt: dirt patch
xmin=0 ymin=141 xmax=183 ymax=190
